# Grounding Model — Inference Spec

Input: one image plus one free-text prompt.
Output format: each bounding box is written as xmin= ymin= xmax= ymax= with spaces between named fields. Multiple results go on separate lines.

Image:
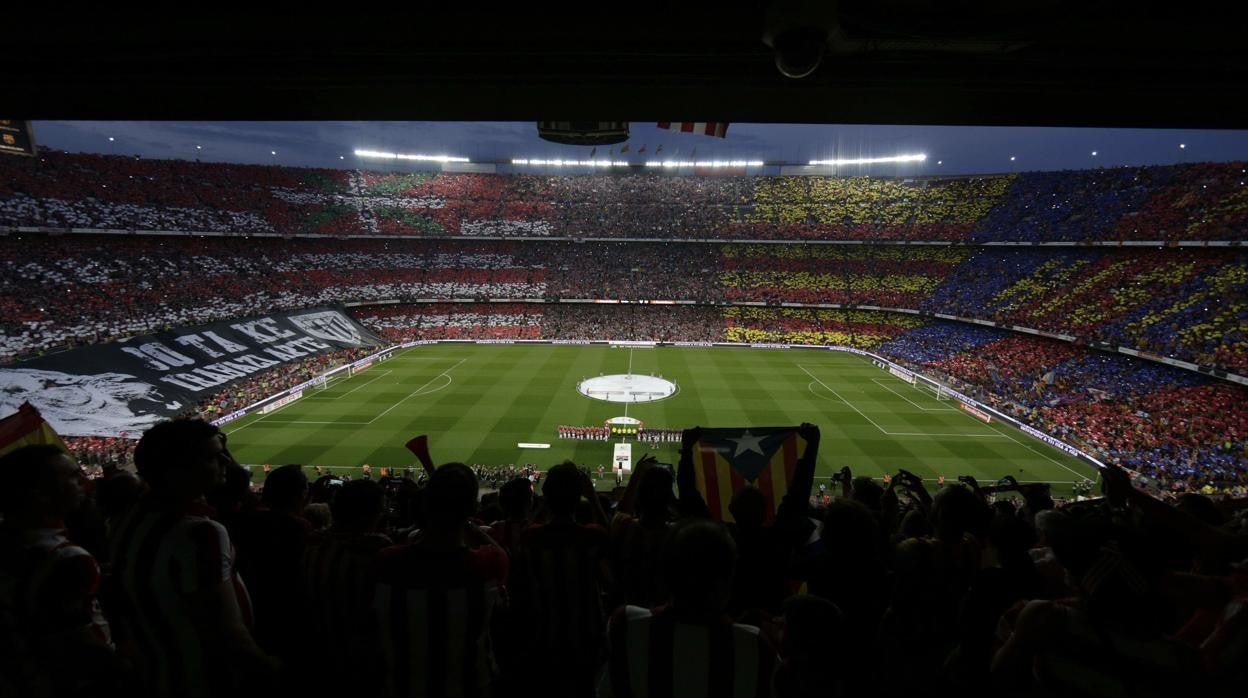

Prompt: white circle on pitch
xmin=577 ymin=374 xmax=678 ymax=403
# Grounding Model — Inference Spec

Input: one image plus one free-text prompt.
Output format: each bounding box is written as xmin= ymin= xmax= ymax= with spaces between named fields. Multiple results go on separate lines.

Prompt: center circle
xmin=578 ymin=374 xmax=678 ymax=403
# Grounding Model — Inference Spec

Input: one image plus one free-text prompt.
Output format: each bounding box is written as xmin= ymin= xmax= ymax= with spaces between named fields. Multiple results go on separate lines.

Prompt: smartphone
xmin=327 ymin=478 xmax=344 ymax=487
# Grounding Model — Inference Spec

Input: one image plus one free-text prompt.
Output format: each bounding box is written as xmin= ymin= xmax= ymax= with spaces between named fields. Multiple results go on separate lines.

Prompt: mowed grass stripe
xmin=230 ymin=350 xmax=466 ymax=466
xmin=225 ymin=345 xmax=1098 ymax=491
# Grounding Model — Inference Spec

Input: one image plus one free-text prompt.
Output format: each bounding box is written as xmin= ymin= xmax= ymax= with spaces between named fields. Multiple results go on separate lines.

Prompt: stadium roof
xmin=10 ymin=4 xmax=1248 ymax=128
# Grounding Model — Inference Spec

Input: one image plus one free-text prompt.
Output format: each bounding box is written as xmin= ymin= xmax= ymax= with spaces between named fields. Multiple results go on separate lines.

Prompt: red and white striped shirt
xmin=512 ymin=521 xmax=609 ymax=657
xmin=108 ymin=498 xmax=251 ymax=698
xmin=374 ymin=543 xmax=508 ymax=698
xmin=602 ymin=604 xmax=777 ymax=698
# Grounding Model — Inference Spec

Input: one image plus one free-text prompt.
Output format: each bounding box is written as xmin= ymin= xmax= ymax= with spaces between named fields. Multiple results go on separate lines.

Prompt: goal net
xmin=914 ymin=374 xmax=952 ymax=401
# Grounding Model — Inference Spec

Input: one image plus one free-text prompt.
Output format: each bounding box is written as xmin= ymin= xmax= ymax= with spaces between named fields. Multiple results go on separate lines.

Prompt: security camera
xmin=762 ymin=1 xmax=837 ymax=79
xmin=771 ymin=27 xmax=828 ymax=79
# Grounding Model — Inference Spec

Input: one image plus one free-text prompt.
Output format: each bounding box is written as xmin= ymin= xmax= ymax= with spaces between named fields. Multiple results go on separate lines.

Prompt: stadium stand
xmin=5 ymin=152 xmax=1248 ymax=241
xmin=2 ymin=154 xmax=1247 ymax=698
xmin=876 ymin=322 xmax=1248 ymax=493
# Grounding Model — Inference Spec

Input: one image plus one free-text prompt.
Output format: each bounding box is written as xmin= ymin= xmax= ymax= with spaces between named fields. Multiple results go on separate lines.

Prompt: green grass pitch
xmin=224 ymin=344 xmax=1099 ymax=493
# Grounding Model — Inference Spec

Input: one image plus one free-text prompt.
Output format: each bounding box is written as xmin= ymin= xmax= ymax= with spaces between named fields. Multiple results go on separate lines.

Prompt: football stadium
xmin=4 ymin=8 xmax=1248 ymax=697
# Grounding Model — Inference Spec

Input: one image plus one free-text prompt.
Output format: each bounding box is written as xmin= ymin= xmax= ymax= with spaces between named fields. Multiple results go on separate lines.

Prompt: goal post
xmin=913 ymin=373 xmax=951 ymax=400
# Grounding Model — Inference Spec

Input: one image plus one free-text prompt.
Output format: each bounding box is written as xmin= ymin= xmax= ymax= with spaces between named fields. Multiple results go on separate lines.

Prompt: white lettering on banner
xmin=120 ymin=343 xmax=197 ymax=371
xmin=288 ymin=311 xmax=365 ymax=345
xmin=750 ymin=343 xmax=790 ymax=349
xmin=195 ymin=364 xmax=247 ymax=381
xmin=230 ymin=318 xmax=297 ymax=344
xmin=231 ymin=354 xmax=280 ymax=370
xmin=263 ymin=344 xmax=306 ymax=361
xmin=475 ymin=339 xmax=515 ymax=344
xmin=552 ymin=340 xmax=593 ymax=345
xmin=174 ymin=333 xmax=225 ymax=359
xmin=158 ymin=372 xmax=224 ymax=391
xmin=203 ymin=331 xmax=248 ymax=353
xmin=119 ymin=346 xmax=170 ymax=371
xmin=674 ymin=342 xmax=713 ymax=347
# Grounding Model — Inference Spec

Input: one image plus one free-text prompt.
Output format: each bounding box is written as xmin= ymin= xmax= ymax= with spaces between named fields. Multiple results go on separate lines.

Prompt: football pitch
xmin=224 ymin=344 xmax=1100 ymax=492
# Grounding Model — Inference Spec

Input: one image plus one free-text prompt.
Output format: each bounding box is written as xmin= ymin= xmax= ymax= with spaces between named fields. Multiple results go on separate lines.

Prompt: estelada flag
xmin=691 ymin=426 xmax=803 ymax=524
xmin=0 ymin=402 xmax=69 ymax=458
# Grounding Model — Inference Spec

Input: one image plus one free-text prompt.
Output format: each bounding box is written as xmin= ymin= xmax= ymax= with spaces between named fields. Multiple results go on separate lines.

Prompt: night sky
xmin=30 ymin=120 xmax=1248 ymax=176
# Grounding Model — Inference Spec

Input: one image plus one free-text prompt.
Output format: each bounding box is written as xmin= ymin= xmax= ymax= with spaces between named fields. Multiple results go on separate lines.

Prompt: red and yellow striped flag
xmin=691 ymin=427 xmax=804 ymax=524
xmin=0 ymin=402 xmax=68 ymax=458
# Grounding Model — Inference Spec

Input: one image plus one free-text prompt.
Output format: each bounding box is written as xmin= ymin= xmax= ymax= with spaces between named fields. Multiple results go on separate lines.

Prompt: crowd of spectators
xmin=60 ymin=435 xmax=137 ymax=472
xmin=541 ymin=305 xmax=723 ymax=342
xmin=189 ymin=346 xmax=372 ymax=418
xmin=4 ymin=421 xmax=1247 ymax=697
xmin=876 ymin=322 xmax=1248 ymax=493
xmin=970 ymin=167 xmax=1171 ymax=242
xmin=6 ymin=151 xmax=1248 ymax=241
xmin=358 ymin=303 xmax=544 ymax=341
xmin=924 ymin=247 xmax=1248 ymax=373
xmin=722 ymin=307 xmax=926 ymax=347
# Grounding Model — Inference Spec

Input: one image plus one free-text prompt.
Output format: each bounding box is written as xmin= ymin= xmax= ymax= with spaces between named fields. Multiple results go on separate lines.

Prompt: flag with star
xmin=691 ymin=426 xmax=804 ymax=524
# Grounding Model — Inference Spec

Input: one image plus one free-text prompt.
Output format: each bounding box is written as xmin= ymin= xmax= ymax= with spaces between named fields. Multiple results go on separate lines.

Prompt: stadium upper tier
xmin=2 ymin=152 xmax=1247 ymax=241
xmin=2 ymin=235 xmax=1244 ymax=375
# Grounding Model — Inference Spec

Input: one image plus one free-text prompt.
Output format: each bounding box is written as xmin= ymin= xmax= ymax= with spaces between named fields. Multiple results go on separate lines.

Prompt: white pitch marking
xmin=871 ymin=377 xmax=958 ymax=412
xmin=367 ymin=357 xmax=468 ymax=424
xmin=305 ymin=369 xmax=393 ymax=400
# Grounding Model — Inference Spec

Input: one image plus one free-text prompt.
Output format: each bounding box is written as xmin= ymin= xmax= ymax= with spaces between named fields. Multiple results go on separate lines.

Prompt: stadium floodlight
xmin=511 ymin=159 xmax=629 ymax=167
xmin=354 ymin=149 xmax=470 ymax=163
xmin=807 ymin=153 xmax=927 ymax=166
xmin=644 ymin=160 xmax=764 ymax=168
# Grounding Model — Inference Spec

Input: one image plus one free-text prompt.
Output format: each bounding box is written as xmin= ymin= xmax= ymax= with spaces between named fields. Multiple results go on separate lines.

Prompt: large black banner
xmin=0 ymin=307 xmax=383 ymax=436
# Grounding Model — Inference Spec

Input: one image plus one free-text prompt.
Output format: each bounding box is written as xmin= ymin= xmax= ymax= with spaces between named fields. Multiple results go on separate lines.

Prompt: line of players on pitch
xmin=556 ymin=426 xmax=683 ymax=443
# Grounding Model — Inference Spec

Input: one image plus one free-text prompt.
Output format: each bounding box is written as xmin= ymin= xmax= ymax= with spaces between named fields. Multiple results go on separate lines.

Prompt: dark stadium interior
xmin=4 ymin=3 xmax=1248 ymax=698
xmin=10 ymin=3 xmax=1248 ymax=126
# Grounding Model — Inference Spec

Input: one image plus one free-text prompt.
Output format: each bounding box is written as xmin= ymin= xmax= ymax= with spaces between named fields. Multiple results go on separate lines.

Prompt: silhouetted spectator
xmin=109 ymin=419 xmax=277 ymax=697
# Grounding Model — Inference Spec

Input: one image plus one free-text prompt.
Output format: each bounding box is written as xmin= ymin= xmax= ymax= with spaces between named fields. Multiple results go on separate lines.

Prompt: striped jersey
xmin=1032 ymin=599 xmax=1201 ymax=698
xmin=512 ymin=521 xmax=609 ymax=657
xmin=303 ymin=530 xmax=391 ymax=655
xmin=374 ymin=543 xmax=508 ymax=698
xmin=0 ymin=527 xmax=112 ymax=647
xmin=108 ymin=497 xmax=252 ymax=698
xmin=602 ymin=605 xmax=777 ymax=698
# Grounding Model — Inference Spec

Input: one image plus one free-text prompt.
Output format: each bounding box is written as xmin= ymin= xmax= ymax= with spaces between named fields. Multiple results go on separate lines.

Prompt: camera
xmin=762 ymin=1 xmax=836 ymax=79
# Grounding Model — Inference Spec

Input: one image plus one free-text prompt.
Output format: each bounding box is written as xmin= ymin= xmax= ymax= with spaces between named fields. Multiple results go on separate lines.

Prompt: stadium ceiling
xmin=9 ymin=3 xmax=1248 ymax=129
